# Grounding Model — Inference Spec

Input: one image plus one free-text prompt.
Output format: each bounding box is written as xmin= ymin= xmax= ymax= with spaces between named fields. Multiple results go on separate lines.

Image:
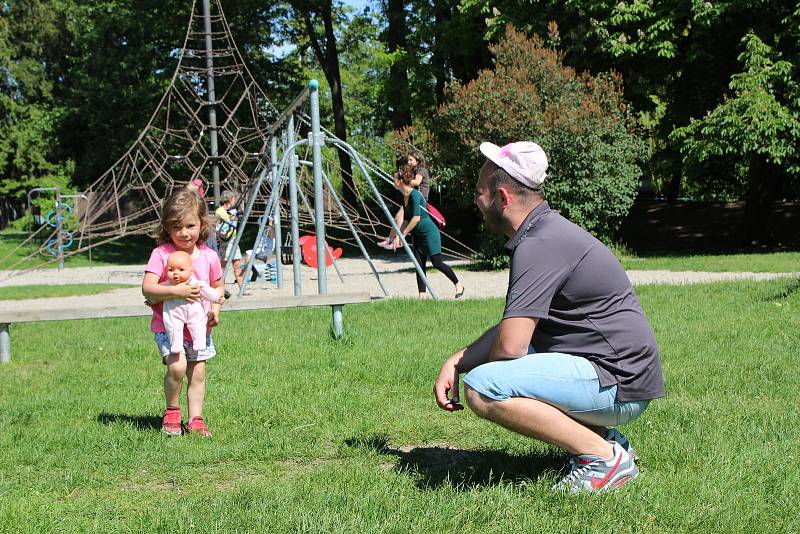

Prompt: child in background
xmin=161 ymin=250 xmax=223 ymax=354
xmin=142 ymin=189 xmax=224 ymax=437
xmin=215 ymin=190 xmax=248 ymax=295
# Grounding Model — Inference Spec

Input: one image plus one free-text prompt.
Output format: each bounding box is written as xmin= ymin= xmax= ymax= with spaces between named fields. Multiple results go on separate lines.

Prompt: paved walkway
xmin=0 ymin=257 xmax=796 ymax=312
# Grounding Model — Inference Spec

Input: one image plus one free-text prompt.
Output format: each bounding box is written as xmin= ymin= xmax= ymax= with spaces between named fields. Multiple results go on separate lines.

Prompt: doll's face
xmin=166 ymin=252 xmax=193 ymax=284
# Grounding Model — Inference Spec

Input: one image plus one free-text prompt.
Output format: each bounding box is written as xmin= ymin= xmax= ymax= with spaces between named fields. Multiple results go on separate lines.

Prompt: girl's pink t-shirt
xmin=145 ymin=243 xmax=223 ymax=338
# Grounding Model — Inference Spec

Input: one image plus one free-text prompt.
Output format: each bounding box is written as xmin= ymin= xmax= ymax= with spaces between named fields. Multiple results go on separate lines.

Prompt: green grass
xmin=617 ymin=250 xmax=800 ymax=272
xmin=0 ymin=284 xmax=134 ymax=300
xmin=0 ymin=230 xmax=152 ymax=270
xmin=1 ymin=282 xmax=800 ymax=532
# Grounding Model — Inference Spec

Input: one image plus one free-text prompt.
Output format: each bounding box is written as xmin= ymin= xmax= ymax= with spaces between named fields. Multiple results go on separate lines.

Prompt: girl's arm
xmin=207 ymin=276 xmax=224 ymax=327
xmin=142 ymin=272 xmax=200 ymax=303
xmin=410 ymin=173 xmax=423 ymax=188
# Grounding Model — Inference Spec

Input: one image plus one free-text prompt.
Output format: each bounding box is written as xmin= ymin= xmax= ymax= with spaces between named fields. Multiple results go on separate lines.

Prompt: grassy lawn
xmin=1 ymin=280 xmax=798 ymax=532
xmin=0 ymin=230 xmax=152 ymax=270
xmin=0 ymin=284 xmax=134 ymax=300
xmin=617 ymin=250 xmax=800 ymax=272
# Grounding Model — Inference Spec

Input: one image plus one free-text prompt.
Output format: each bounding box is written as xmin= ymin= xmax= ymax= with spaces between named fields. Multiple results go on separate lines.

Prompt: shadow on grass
xmin=760 ymin=276 xmax=800 ymax=301
xmin=97 ymin=412 xmax=162 ymax=432
xmin=345 ymin=434 xmax=563 ymax=490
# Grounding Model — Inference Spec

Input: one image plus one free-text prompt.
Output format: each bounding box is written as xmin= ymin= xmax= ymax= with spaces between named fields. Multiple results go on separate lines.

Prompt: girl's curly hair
xmin=153 ymin=189 xmax=212 ymax=245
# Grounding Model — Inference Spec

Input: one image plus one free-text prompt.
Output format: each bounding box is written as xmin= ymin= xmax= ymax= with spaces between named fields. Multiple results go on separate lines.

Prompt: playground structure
xmin=0 ymin=0 xmax=475 ymax=299
xmin=26 ymin=187 xmax=91 ymax=269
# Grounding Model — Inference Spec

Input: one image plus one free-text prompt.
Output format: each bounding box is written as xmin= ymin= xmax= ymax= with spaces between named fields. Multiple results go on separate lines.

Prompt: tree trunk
xmin=742 ymin=154 xmax=781 ymax=247
xmin=386 ymin=0 xmax=411 ymax=130
xmin=320 ymin=1 xmax=356 ymax=205
xmin=298 ymin=0 xmax=356 ymax=206
xmin=666 ymin=172 xmax=681 ymax=202
xmin=431 ymin=0 xmax=450 ymax=103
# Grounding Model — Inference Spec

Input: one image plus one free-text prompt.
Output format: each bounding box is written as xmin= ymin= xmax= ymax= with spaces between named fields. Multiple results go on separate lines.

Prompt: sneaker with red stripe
xmin=185 ymin=416 xmax=212 ymax=438
xmin=552 ymin=442 xmax=638 ymax=493
xmin=162 ymin=407 xmax=182 ymax=436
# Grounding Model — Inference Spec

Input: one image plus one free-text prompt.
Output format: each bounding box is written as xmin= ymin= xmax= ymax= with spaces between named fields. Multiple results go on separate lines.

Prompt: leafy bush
xmin=425 ymin=25 xmax=647 ymax=265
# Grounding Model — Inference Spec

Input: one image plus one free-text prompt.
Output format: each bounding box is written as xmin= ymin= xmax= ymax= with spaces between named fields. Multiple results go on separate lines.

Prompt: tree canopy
xmin=2 ymin=0 xmax=799 ymax=246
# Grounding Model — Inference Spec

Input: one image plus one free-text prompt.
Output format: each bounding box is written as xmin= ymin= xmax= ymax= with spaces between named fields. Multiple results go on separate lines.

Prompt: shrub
xmin=427 ymin=25 xmax=647 ymax=266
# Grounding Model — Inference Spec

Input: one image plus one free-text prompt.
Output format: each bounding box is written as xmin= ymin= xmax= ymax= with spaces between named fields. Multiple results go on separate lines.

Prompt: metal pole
xmin=270 ymin=137 xmax=284 ymax=288
xmin=202 ymin=0 xmax=221 ymax=205
xmin=332 ymin=305 xmax=344 ymax=339
xmin=308 ymin=80 xmax=326 ymax=294
xmin=287 ymin=116 xmax=302 ymax=296
xmin=296 ymin=184 xmax=345 ymax=284
xmin=229 ymin=139 xmax=308 ymax=297
xmin=55 ymin=188 xmax=64 ymax=270
xmin=327 ymin=138 xmax=438 ymax=299
xmin=0 ymin=324 xmax=9 ymax=364
xmin=321 ymin=170 xmax=388 ymax=296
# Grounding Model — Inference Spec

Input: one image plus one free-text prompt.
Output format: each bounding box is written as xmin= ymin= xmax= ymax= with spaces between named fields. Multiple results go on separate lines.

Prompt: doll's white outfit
xmin=162 ymin=275 xmax=221 ymax=353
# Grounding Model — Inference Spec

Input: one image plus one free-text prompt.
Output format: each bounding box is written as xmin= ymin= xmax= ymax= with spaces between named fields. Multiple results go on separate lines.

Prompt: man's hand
xmin=433 ymin=355 xmax=465 ymax=412
xmin=174 ymin=282 xmax=201 ymax=302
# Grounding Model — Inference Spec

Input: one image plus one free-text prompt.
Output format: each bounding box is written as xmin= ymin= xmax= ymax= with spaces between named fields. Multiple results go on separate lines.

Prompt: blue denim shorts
xmin=154 ymin=332 xmax=216 ymax=362
xmin=463 ymin=352 xmax=650 ymax=427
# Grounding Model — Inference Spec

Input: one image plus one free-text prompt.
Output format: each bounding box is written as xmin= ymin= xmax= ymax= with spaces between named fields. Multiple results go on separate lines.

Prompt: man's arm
xmin=433 ymin=316 xmax=538 ymax=411
xmin=488 ymin=316 xmax=538 ymax=362
xmin=433 ymin=325 xmax=498 ymax=411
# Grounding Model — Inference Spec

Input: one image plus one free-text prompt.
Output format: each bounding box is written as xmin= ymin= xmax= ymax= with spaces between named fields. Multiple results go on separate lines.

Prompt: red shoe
xmin=185 ymin=416 xmax=212 ymax=438
xmin=162 ymin=407 xmax=182 ymax=436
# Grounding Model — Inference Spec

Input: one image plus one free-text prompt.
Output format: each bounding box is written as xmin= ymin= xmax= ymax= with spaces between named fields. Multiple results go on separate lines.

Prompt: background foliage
xmin=422 ymin=26 xmax=646 ymax=265
xmin=1 ymin=0 xmax=799 ymax=248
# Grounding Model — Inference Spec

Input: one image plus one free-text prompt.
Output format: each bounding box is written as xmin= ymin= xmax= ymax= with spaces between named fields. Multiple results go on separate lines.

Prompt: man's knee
xmin=464 ymin=384 xmax=497 ymax=419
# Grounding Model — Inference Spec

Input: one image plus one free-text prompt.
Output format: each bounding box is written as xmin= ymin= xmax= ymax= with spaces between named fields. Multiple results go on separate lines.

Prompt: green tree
xmin=672 ymin=32 xmax=800 ymax=246
xmin=458 ymin=0 xmax=799 ymax=204
xmin=0 ymin=0 xmax=74 ymax=199
xmin=287 ymin=0 xmax=357 ymax=204
xmin=423 ymin=25 xmax=646 ymax=265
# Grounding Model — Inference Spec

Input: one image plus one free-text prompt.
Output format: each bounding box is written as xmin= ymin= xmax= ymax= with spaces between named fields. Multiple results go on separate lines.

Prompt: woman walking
xmin=393 ymin=165 xmax=464 ymax=299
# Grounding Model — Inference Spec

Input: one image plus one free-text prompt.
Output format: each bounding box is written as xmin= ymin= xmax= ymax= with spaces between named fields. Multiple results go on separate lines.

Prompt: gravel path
xmin=1 ymin=256 xmax=796 ymax=312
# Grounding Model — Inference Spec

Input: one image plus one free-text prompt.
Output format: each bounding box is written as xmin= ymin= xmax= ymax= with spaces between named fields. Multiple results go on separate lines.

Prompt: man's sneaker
xmin=552 ymin=442 xmax=638 ymax=493
xmin=185 ymin=416 xmax=212 ymax=438
xmin=162 ymin=407 xmax=182 ymax=436
xmin=604 ymin=428 xmax=637 ymax=461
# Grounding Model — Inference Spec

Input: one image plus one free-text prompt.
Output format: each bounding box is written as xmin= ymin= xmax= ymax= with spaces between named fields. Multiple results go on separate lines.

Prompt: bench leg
xmin=331 ymin=305 xmax=344 ymax=339
xmin=1 ymin=323 xmax=9 ymax=364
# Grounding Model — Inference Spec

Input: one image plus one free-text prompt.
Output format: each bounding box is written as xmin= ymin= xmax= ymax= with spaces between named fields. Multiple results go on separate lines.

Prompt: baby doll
xmin=162 ymin=250 xmax=223 ymax=354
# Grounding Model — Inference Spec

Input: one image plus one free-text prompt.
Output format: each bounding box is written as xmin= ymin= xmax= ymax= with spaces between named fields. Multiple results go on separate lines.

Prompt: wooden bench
xmin=0 ymin=292 xmax=372 ymax=364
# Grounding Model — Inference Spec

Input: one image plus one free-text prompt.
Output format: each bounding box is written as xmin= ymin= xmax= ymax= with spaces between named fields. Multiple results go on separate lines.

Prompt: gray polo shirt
xmin=503 ymin=201 xmax=665 ymax=401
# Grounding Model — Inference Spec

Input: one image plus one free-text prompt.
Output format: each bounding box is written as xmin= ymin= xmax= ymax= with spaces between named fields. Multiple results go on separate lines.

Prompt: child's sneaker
xmin=162 ymin=406 xmax=182 ymax=436
xmin=552 ymin=442 xmax=638 ymax=493
xmin=185 ymin=416 xmax=212 ymax=438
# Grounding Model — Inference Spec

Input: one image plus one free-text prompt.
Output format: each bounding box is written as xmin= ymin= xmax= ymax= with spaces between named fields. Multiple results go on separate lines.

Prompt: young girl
xmin=142 ymin=189 xmax=224 ymax=437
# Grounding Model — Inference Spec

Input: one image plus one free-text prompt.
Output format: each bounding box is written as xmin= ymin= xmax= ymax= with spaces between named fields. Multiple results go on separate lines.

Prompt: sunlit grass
xmin=0 ymin=284 xmax=134 ymax=300
xmin=1 ymin=280 xmax=799 ymax=532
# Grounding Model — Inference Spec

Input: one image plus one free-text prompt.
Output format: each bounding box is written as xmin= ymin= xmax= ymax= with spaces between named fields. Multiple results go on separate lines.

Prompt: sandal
xmin=455 ymin=286 xmax=465 ymax=299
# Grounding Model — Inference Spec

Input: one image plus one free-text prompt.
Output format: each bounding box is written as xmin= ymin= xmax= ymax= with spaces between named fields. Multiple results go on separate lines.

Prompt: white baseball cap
xmin=479 ymin=141 xmax=548 ymax=188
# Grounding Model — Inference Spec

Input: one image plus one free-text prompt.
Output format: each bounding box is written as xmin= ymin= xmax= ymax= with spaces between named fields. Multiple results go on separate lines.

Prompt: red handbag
xmin=426 ymin=202 xmax=446 ymax=229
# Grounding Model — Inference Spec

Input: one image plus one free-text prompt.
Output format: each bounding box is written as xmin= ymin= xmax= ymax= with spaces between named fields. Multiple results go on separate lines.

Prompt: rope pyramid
xmin=1 ymin=0 xmax=475 ymax=281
